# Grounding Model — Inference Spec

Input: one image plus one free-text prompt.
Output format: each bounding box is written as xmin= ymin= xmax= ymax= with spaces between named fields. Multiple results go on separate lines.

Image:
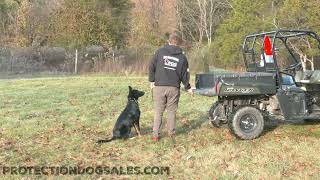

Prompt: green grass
xmin=0 ymin=75 xmax=320 ymax=179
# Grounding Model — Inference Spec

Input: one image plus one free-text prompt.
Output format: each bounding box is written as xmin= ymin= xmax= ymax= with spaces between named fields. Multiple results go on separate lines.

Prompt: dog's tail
xmin=97 ymin=137 xmax=115 ymax=143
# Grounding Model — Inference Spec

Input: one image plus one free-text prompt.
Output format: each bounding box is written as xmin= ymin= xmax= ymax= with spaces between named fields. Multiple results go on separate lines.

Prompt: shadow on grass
xmin=290 ymin=119 xmax=320 ymax=125
xmin=260 ymin=117 xmax=281 ymax=137
xmin=261 ymin=116 xmax=320 ymax=137
xmin=138 ymin=111 xmax=319 ymax=139
xmin=175 ymin=110 xmax=209 ymax=136
xmin=135 ymin=110 xmax=209 ymax=137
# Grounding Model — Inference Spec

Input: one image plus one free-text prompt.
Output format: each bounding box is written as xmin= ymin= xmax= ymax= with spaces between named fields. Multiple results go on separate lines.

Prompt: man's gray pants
xmin=153 ymin=86 xmax=180 ymax=137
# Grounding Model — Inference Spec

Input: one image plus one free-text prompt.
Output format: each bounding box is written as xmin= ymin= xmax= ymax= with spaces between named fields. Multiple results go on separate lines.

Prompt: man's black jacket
xmin=149 ymin=44 xmax=191 ymax=90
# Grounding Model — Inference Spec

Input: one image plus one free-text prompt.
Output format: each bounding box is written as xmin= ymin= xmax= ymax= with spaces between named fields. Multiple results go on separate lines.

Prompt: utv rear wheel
xmin=228 ymin=106 xmax=264 ymax=140
xmin=209 ymin=101 xmax=227 ymax=128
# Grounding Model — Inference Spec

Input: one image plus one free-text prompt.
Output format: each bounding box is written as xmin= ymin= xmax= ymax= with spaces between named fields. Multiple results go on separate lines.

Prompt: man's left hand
xmin=187 ymin=88 xmax=195 ymax=95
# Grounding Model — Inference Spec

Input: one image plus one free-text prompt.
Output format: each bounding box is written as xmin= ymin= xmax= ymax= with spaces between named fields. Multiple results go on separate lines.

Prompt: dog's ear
xmin=128 ymin=86 xmax=132 ymax=92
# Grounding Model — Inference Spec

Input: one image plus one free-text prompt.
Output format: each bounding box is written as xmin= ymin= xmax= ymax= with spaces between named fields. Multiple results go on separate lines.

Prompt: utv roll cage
xmin=242 ymin=29 xmax=320 ymax=73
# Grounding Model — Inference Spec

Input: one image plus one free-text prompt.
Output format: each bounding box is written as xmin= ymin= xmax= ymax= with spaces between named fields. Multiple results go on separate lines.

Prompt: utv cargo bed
xmin=195 ymin=72 xmax=277 ymax=97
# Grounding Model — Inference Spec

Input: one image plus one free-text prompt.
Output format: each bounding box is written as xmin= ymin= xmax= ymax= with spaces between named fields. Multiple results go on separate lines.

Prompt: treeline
xmin=1 ymin=0 xmax=320 ymax=72
xmin=0 ymin=0 xmax=132 ymax=48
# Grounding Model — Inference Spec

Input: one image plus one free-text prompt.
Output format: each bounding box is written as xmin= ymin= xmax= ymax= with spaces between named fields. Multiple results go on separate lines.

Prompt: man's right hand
xmin=150 ymin=82 xmax=155 ymax=89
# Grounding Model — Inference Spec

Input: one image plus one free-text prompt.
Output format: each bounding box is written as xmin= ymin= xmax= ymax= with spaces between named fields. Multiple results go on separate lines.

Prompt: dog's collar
xmin=128 ymin=98 xmax=138 ymax=105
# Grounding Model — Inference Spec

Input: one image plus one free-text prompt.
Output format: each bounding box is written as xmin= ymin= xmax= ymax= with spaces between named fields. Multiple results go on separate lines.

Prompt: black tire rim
xmin=239 ymin=114 xmax=257 ymax=133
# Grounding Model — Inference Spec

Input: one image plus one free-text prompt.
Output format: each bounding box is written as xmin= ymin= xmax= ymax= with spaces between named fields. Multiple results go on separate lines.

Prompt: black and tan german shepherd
xmin=97 ymin=86 xmax=144 ymax=143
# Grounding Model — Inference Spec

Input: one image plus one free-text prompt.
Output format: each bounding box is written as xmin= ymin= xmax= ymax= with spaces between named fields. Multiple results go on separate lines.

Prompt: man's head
xmin=168 ymin=32 xmax=182 ymax=46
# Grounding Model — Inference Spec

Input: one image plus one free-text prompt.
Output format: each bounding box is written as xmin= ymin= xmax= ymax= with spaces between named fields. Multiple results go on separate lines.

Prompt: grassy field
xmin=0 ymin=75 xmax=320 ymax=179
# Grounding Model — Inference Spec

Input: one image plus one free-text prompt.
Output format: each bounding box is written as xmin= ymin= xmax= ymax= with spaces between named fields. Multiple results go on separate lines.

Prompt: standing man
xmin=149 ymin=32 xmax=193 ymax=141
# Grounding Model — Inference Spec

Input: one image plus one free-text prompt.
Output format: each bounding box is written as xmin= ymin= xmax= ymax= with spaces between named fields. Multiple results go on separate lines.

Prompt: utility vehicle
xmin=195 ymin=30 xmax=320 ymax=139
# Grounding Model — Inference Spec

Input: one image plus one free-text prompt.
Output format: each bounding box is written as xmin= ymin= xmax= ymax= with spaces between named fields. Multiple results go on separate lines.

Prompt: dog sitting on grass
xmin=97 ymin=86 xmax=145 ymax=143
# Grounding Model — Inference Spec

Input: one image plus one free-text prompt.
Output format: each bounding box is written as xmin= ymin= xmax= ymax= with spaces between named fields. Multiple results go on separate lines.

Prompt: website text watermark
xmin=0 ymin=166 xmax=170 ymax=176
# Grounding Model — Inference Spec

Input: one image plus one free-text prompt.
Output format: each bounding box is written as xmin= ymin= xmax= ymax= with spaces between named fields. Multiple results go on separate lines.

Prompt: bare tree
xmin=176 ymin=0 xmax=231 ymax=44
xmin=287 ymin=37 xmax=316 ymax=71
xmin=150 ymin=0 xmax=163 ymax=31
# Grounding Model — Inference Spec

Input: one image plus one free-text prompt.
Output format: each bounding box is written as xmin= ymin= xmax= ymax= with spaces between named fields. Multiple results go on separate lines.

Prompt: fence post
xmin=75 ymin=49 xmax=78 ymax=74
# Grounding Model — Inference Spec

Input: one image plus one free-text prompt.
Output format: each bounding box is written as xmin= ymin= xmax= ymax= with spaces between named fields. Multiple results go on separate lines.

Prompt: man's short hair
xmin=168 ymin=32 xmax=182 ymax=45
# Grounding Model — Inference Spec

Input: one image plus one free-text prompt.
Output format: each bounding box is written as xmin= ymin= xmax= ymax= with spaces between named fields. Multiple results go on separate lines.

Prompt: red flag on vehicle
xmin=264 ymin=35 xmax=272 ymax=55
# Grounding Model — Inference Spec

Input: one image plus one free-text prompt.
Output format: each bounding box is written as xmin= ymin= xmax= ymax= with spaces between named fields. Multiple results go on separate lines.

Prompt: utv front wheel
xmin=228 ymin=106 xmax=264 ymax=140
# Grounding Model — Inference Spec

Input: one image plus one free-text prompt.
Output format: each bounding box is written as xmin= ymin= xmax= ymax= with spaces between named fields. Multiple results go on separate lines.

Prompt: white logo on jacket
xmin=163 ymin=56 xmax=179 ymax=70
